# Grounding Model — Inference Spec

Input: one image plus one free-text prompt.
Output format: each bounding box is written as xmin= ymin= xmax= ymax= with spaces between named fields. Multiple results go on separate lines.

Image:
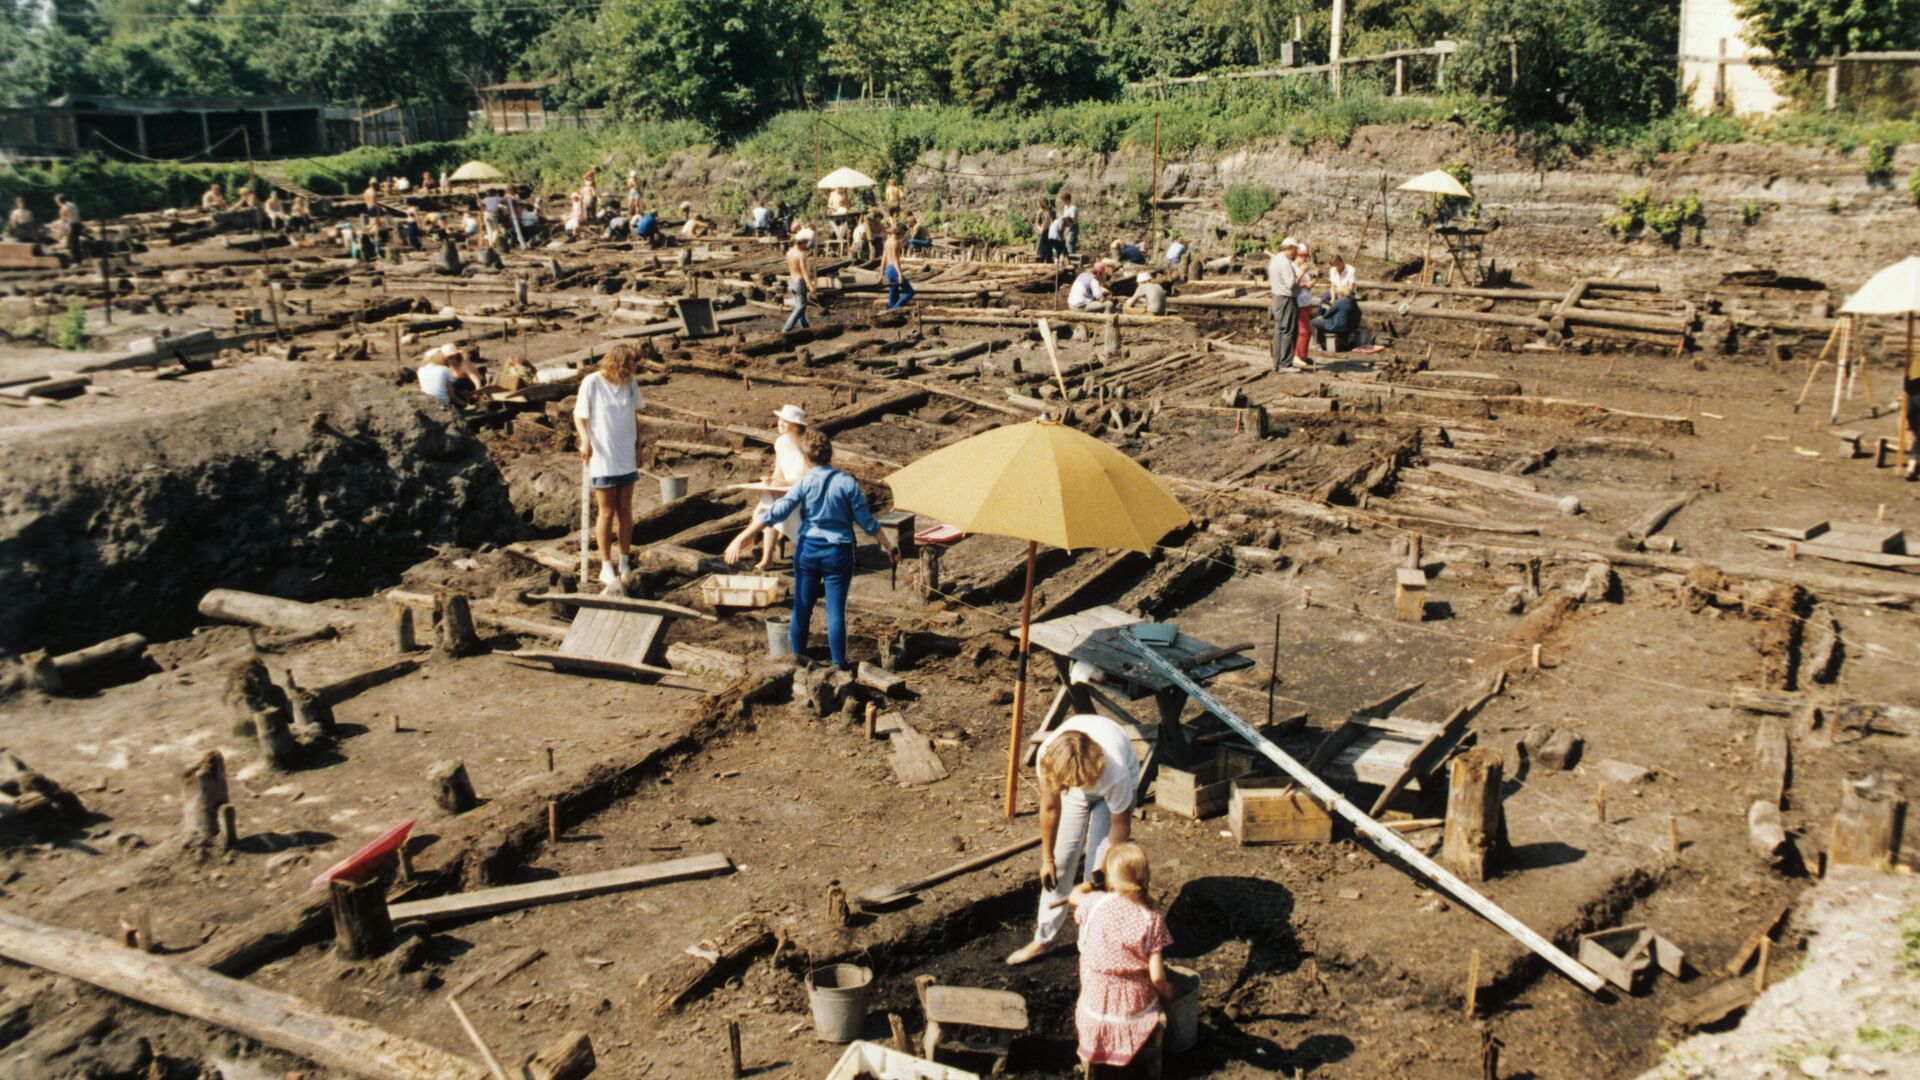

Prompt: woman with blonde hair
xmin=1007 ymin=713 xmax=1141 ymax=966
xmin=1069 ymin=841 xmax=1176 ymax=1074
xmin=573 ymin=344 xmax=647 ymax=590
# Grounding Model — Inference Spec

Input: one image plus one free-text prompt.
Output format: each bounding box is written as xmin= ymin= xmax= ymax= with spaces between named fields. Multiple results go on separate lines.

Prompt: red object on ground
xmin=915 ymin=524 xmax=965 ymax=544
xmin=310 ymin=818 xmax=416 ymax=889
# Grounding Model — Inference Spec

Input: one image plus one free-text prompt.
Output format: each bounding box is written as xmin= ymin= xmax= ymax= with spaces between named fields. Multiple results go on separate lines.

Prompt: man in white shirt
xmin=1007 ymin=713 xmax=1141 ymax=965
xmin=1269 ymin=236 xmax=1301 ymax=371
xmin=1067 ymin=261 xmax=1110 ymax=311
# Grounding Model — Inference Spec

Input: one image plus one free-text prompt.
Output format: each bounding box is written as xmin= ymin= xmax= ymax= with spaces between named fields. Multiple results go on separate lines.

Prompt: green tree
xmin=1451 ymin=0 xmax=1678 ymax=128
xmin=1735 ymin=0 xmax=1919 ymax=63
xmin=1104 ymin=0 xmax=1243 ymax=82
xmin=821 ymin=0 xmax=983 ymax=102
xmin=569 ymin=0 xmax=821 ymax=135
xmin=949 ymin=0 xmax=1118 ymax=112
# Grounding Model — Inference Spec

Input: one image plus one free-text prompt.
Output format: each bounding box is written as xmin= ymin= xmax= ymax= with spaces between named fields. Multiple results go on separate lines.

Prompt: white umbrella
xmin=1841 ymin=256 xmax=1920 ymax=316
xmin=1397 ymin=169 xmax=1472 ymax=198
xmin=816 ymin=167 xmax=876 ymax=190
xmin=448 ymin=160 xmax=506 ymax=183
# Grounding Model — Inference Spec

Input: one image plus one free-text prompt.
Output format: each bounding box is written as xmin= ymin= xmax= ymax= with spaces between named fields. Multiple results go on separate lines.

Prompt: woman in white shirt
xmin=1326 ymin=253 xmax=1357 ymax=300
xmin=738 ymin=404 xmax=811 ymax=570
xmin=572 ymin=345 xmax=647 ymax=590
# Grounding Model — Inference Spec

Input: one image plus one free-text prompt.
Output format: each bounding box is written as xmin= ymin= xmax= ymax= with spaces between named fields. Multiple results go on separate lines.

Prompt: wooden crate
xmin=1155 ymin=749 xmax=1255 ymax=820
xmin=1228 ymin=779 xmax=1332 ymax=846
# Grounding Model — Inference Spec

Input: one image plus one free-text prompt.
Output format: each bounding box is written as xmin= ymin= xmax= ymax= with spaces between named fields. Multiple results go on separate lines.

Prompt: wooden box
xmin=1155 ymin=749 xmax=1255 ymax=820
xmin=1228 ymin=779 xmax=1332 ymax=845
xmin=699 ymin=573 xmax=787 ymax=609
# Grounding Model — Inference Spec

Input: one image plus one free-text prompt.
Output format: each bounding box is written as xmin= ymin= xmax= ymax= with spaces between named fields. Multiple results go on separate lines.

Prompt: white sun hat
xmin=774 ymin=404 xmax=808 ymax=426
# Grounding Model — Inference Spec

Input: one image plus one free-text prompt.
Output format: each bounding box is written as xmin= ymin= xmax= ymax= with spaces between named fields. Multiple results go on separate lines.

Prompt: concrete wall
xmin=1678 ymin=0 xmax=1788 ymax=114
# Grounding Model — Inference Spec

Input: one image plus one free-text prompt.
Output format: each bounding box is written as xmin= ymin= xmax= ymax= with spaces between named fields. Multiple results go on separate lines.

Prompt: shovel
xmin=857 ymin=836 xmax=1040 ymax=910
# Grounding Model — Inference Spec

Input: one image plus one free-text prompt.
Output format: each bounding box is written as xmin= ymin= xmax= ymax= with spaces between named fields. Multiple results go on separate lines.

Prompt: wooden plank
xmin=389 ymin=853 xmax=734 ymax=924
xmin=1369 ymin=673 xmax=1503 ymax=816
xmin=0 ymin=908 xmax=485 ymax=1080
xmin=500 ymin=651 xmax=703 ymax=690
xmin=923 ymin=986 xmax=1029 ymax=1032
xmin=524 ymin=591 xmax=715 ymax=621
xmin=1752 ymin=716 xmax=1790 ymax=809
xmin=883 ymin=713 xmax=950 ymax=786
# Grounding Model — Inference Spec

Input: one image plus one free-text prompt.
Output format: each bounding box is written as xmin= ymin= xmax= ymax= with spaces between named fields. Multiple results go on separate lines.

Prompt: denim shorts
xmin=590 ymin=471 xmax=638 ymax=489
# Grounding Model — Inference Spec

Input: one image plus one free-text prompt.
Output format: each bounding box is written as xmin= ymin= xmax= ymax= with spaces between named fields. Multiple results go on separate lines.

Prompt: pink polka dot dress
xmin=1073 ymin=891 xmax=1174 ymax=1066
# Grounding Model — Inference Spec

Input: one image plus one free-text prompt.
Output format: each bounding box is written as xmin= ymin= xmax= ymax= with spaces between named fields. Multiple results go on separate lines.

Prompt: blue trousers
xmin=792 ymin=533 xmax=855 ymax=666
xmin=783 ymin=281 xmax=810 ymax=332
xmin=885 ymin=264 xmax=915 ymax=309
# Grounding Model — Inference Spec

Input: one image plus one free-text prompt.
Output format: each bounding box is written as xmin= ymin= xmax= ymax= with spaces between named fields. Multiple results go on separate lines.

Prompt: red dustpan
xmin=310 ymin=818 xmax=415 ymax=889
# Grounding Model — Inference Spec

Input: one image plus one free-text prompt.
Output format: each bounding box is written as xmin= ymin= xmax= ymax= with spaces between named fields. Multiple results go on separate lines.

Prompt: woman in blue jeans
xmin=724 ymin=430 xmax=897 ymax=667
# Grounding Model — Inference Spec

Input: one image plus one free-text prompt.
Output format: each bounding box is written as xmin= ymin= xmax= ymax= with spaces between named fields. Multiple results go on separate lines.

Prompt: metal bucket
xmin=806 ymin=963 xmax=872 ymax=1043
xmin=1165 ymin=964 xmax=1202 ymax=1054
xmin=658 ymin=474 xmax=688 ymax=503
xmin=765 ymin=616 xmax=793 ymax=659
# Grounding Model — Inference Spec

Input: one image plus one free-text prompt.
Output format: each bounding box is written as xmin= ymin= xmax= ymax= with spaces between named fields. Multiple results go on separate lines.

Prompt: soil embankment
xmin=0 ymin=370 xmax=518 ymax=652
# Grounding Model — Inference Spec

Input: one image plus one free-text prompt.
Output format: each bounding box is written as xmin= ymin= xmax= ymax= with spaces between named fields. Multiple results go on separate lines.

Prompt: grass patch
xmin=1222 ymin=183 xmax=1278 ymax=226
xmin=1859 ymin=1025 xmax=1919 ymax=1053
xmin=1899 ymin=906 xmax=1920 ymax=974
xmin=1605 ymin=186 xmax=1704 ymax=246
xmin=51 ymin=301 xmax=90 ymax=351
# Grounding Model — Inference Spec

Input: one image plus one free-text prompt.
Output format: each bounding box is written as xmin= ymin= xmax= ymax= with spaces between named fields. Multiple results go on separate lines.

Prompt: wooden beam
xmin=0 ymin=908 xmax=485 ymax=1080
xmin=389 ymin=853 xmax=732 ymax=924
xmin=523 ymin=591 xmax=715 ymax=621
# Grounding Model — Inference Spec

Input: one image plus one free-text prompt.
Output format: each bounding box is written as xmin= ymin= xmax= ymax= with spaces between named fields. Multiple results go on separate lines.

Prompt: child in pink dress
xmin=1069 ymin=841 xmax=1175 ymax=1074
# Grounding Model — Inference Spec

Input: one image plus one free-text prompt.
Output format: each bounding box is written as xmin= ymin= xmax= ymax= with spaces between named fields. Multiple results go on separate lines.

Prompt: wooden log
xmin=664 ymin=642 xmax=748 ymax=681
xmin=1751 ymin=716 xmax=1790 ymax=809
xmin=1622 ymin=495 xmax=1692 ymax=548
xmin=434 ymin=593 xmax=482 ymax=658
xmin=328 ymin=877 xmax=393 ymax=960
xmin=393 ymin=603 xmax=418 ymax=654
xmin=650 ymin=917 xmax=774 ymax=1014
xmin=198 ymin=589 xmax=343 ymax=636
xmin=49 ymin=633 xmax=147 ymax=677
xmin=812 ymin=387 xmax=930 ymax=434
xmin=181 ymin=751 xmax=229 ymax=846
xmin=1440 ymin=748 xmax=1508 ymax=882
xmin=0 ymin=908 xmax=484 ymax=1080
xmin=1827 ymin=773 xmax=1904 ymax=871
xmin=289 ymin=687 xmax=336 ymax=738
xmin=388 ymin=853 xmax=732 ymax=925
xmin=526 ymin=1031 xmax=595 ymax=1080
xmin=1747 ymin=800 xmax=1789 ymax=864
xmin=856 ymin=662 xmax=911 ymax=699
xmin=428 ymin=761 xmax=478 ymax=816
xmin=313 ymin=659 xmax=421 ymax=705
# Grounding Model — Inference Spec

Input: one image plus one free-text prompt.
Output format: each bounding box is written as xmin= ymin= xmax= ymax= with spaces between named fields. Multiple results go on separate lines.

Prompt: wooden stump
xmin=1748 ymin=800 xmax=1790 ymax=864
xmin=288 ymin=688 xmax=335 ymax=738
xmin=920 ymin=546 xmax=943 ymax=604
xmin=427 ymin=760 xmax=477 ymax=816
xmin=433 ymin=592 xmax=481 ymax=658
xmin=1440 ymin=749 xmax=1509 ymax=882
xmin=223 ymin=657 xmax=289 ymax=734
xmin=256 ymin=707 xmax=300 ymax=770
xmin=526 ymin=1030 xmax=595 ymax=1080
xmin=825 ymin=883 xmax=850 ymax=927
xmin=327 ymin=878 xmax=392 ymax=960
xmin=1828 ymin=773 xmax=1905 ymax=871
xmin=392 ymin=603 xmax=418 ymax=654
xmin=181 ymin=750 xmax=229 ymax=845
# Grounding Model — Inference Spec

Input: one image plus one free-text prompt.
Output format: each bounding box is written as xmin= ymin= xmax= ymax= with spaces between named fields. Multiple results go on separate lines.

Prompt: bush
xmin=52 ymin=301 xmax=90 ymax=351
xmin=1606 ymin=186 xmax=1704 ymax=246
xmin=1910 ymin=168 xmax=1920 ymax=207
xmin=1862 ymin=140 xmax=1895 ymax=183
xmin=1739 ymin=199 xmax=1763 ymax=226
xmin=1222 ymin=183 xmax=1277 ymax=226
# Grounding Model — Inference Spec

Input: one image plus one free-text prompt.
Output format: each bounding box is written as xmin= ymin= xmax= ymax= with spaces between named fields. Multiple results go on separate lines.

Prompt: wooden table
xmin=1018 ymin=605 xmax=1253 ymax=772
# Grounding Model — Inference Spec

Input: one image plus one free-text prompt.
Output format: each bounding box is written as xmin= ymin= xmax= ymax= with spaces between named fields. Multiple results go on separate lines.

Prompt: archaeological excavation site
xmin=3 ymin=22 xmax=1920 ymax=1079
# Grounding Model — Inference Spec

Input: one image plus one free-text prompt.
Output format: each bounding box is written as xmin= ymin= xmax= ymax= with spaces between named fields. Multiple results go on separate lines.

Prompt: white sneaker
xmin=598 ymin=563 xmax=620 ymax=589
xmin=617 ymin=554 xmax=631 ymax=576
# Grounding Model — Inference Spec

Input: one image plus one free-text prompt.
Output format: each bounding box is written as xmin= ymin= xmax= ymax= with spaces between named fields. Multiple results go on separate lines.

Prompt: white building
xmin=1677 ymin=0 xmax=1788 ymax=115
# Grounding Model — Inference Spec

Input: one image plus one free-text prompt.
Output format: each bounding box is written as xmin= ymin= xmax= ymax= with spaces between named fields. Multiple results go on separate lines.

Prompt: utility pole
xmin=1330 ymin=0 xmax=1346 ymax=96
xmin=1150 ymin=113 xmax=1161 ymax=253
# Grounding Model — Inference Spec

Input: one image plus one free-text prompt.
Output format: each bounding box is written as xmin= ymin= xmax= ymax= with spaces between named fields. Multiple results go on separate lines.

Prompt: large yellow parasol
xmin=817 ymin=167 xmax=877 ymax=189
xmin=448 ymin=160 xmax=506 ymax=183
xmin=886 ymin=419 xmax=1190 ymax=815
xmin=1396 ymin=169 xmax=1472 ymax=198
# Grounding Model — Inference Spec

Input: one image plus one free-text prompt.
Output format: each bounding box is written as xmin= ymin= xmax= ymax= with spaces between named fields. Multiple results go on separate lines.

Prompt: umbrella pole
xmin=1903 ymin=314 xmax=1913 ymax=464
xmin=1004 ymin=540 xmax=1039 ymax=818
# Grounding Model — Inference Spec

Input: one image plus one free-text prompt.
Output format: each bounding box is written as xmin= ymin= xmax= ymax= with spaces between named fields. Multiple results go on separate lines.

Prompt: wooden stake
xmin=219 ymin=803 xmax=239 ymax=850
xmin=825 ymin=883 xmax=850 ymax=927
xmin=1441 ymin=749 xmax=1508 ymax=882
xmin=1668 ymin=815 xmax=1681 ymax=860
xmin=392 ymin=603 xmax=416 ymax=654
xmin=865 ymin=701 xmax=878 ymax=740
xmin=447 ymin=995 xmax=511 ymax=1080
xmin=181 ymin=750 xmax=229 ymax=845
xmin=1531 ymin=644 xmax=1543 ymax=670
xmin=1594 ymin=783 xmax=1607 ymax=825
xmin=1464 ymin=948 xmax=1480 ymax=1019
xmin=726 ymin=1018 xmax=744 ymax=1079
xmin=888 ymin=1013 xmax=911 ymax=1054
xmin=547 ymin=800 xmax=560 ymax=845
xmin=545 ymin=745 xmax=555 ymax=772
xmin=1828 ymin=773 xmax=1905 ymax=871
xmin=327 ymin=878 xmax=392 ymax=960
xmin=1300 ymin=587 xmax=1311 ymax=609
xmin=1266 ymin=609 xmax=1281 ymax=729
xmin=1753 ymin=937 xmax=1772 ymax=992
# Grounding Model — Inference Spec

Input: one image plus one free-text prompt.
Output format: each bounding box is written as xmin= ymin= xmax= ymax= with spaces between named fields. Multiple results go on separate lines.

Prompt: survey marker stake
xmin=1115 ymin=627 xmax=1608 ymax=995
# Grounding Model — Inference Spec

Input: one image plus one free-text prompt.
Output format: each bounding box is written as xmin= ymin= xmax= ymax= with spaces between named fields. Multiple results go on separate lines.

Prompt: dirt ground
xmin=1 ymin=177 xmax=1917 ymax=1080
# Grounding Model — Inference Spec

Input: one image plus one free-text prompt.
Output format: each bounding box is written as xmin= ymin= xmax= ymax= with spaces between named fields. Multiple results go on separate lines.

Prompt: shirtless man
xmin=783 ymin=231 xmax=816 ymax=333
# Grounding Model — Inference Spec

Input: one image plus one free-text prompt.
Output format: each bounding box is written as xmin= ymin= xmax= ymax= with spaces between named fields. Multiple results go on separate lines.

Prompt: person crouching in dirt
xmin=574 ymin=344 xmax=648 ymax=592
xmin=1007 ymin=713 xmax=1141 ymax=966
xmin=724 ymin=430 xmax=898 ymax=668
xmin=1905 ymin=356 xmax=1920 ymax=483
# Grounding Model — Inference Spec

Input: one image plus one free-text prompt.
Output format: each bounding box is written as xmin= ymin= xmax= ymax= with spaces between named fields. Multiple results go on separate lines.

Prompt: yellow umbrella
xmin=817 ymin=167 xmax=876 ymax=189
xmin=448 ymin=160 xmax=506 ymax=183
xmin=886 ymin=419 xmax=1190 ymax=815
xmin=1397 ymin=169 xmax=1472 ymax=198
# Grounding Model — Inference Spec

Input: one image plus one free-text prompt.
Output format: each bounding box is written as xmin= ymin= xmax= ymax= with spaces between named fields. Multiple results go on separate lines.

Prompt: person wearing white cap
xmin=784 ymin=231 xmax=816 ymax=333
xmin=1122 ymin=270 xmax=1166 ymax=317
xmin=730 ymin=404 xmax=812 ymax=570
xmin=1268 ymin=237 xmax=1301 ymax=371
